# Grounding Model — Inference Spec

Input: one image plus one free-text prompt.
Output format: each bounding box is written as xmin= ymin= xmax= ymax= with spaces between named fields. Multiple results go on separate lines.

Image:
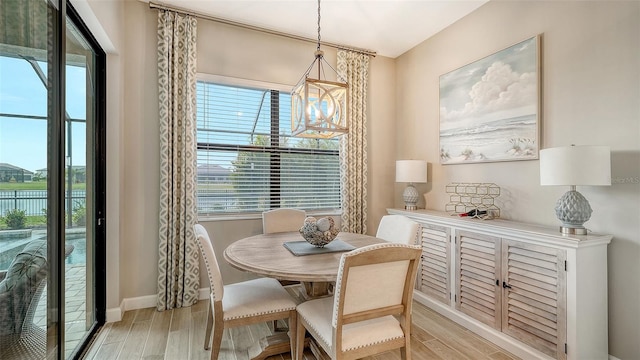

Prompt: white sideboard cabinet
xmin=387 ymin=209 xmax=612 ymax=360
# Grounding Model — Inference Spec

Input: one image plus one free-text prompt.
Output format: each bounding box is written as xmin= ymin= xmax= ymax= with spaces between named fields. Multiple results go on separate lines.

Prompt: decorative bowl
xmin=299 ymin=216 xmax=339 ymax=247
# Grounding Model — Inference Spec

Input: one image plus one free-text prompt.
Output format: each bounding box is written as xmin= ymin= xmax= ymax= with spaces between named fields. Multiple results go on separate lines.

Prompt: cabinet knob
xmin=502 ymin=281 xmax=512 ymax=289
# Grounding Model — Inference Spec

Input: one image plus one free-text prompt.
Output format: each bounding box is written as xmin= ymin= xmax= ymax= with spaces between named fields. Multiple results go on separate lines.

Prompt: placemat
xmin=283 ymin=239 xmax=355 ymax=256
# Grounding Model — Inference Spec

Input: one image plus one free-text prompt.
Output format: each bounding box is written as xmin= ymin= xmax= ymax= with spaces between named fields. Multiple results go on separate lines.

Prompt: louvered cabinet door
xmin=501 ymin=240 xmax=567 ymax=360
xmin=455 ymin=231 xmax=501 ymax=329
xmin=418 ymin=223 xmax=451 ymax=304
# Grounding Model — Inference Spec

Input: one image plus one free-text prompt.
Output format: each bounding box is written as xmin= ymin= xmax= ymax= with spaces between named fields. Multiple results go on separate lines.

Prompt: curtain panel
xmin=337 ymin=50 xmax=370 ymax=234
xmin=157 ymin=10 xmax=199 ymax=311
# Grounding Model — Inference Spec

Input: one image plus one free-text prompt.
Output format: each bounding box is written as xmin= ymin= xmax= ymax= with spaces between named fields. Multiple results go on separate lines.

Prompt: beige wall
xmin=71 ymin=0 xmax=126 ymax=311
xmin=116 ymin=1 xmax=397 ymax=295
xmin=395 ymin=1 xmax=639 ymax=358
xmin=77 ymin=0 xmax=638 ymax=357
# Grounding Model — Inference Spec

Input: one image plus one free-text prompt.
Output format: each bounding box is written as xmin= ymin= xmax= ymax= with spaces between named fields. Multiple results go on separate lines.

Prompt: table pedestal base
xmin=302 ymin=281 xmax=333 ymax=299
xmin=309 ymin=338 xmax=331 ymax=360
xmin=247 ymin=332 xmax=309 ymax=360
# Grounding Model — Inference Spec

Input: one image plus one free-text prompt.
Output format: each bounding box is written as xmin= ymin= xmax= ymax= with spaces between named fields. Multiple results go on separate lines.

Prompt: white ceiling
xmin=150 ymin=0 xmax=489 ymax=58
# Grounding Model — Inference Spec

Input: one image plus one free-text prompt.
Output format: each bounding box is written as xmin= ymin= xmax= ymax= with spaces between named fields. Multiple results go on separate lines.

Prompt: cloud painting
xmin=439 ymin=36 xmax=540 ymax=164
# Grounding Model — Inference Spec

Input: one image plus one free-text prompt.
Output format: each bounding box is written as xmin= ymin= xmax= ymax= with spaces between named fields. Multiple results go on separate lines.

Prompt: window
xmin=196 ymin=78 xmax=341 ymax=215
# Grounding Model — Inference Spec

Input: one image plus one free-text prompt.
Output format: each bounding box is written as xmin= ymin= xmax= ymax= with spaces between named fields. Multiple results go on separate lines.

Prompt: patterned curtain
xmin=156 ymin=10 xmax=199 ymax=311
xmin=337 ymin=50 xmax=370 ymax=234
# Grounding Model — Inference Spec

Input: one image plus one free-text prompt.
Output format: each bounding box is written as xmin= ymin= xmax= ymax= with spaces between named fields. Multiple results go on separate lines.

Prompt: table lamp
xmin=539 ymin=145 xmax=611 ymax=234
xmin=396 ymin=160 xmax=427 ymax=210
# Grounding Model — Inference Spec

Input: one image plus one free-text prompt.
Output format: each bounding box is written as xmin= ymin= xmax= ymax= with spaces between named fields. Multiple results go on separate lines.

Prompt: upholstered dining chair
xmin=261 ymin=208 xmax=307 ymax=330
xmin=295 ymin=243 xmax=422 ymax=360
xmin=194 ymin=224 xmax=298 ymax=360
xmin=262 ymin=208 xmax=306 ymax=234
xmin=376 ymin=215 xmax=420 ymax=245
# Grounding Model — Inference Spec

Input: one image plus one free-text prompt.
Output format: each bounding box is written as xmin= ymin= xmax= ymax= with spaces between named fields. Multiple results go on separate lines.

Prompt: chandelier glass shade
xmin=291 ymin=0 xmax=349 ymax=139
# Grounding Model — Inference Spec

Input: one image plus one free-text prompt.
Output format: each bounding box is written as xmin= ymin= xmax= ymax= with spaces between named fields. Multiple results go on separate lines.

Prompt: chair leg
xmin=288 ymin=311 xmax=297 ymax=359
xmin=204 ymin=303 xmax=214 ymax=350
xmin=295 ymin=314 xmax=306 ymax=360
xmin=401 ymin=339 xmax=411 ymax=360
xmin=210 ymin=301 xmax=225 ymax=360
xmin=211 ymin=319 xmax=224 ymax=360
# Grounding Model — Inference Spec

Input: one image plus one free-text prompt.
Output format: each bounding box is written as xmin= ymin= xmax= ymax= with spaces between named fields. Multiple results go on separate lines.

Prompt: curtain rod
xmin=148 ymin=1 xmax=376 ymax=57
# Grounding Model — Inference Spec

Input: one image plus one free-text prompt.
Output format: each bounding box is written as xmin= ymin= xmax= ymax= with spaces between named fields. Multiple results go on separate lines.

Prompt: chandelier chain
xmin=317 ymin=0 xmax=321 ymax=50
xmin=290 ymin=0 xmax=349 ymax=139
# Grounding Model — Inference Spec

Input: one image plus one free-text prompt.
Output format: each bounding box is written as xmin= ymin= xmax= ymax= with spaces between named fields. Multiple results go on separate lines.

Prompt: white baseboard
xmin=198 ymin=287 xmax=209 ymax=300
xmin=608 ymin=356 xmax=621 ymax=360
xmin=105 ymin=306 xmax=122 ymax=323
xmin=106 ymin=288 xmax=210 ymax=323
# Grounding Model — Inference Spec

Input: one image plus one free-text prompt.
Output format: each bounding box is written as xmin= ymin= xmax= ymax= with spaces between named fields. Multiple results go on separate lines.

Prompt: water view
xmin=0 ymin=229 xmax=87 ymax=269
xmin=440 ymin=114 xmax=538 ymax=163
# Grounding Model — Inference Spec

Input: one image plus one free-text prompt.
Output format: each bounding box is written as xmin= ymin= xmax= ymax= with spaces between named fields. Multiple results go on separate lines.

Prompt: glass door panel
xmin=0 ymin=0 xmax=52 ymax=358
xmin=0 ymin=1 xmax=104 ymax=358
xmin=63 ymin=16 xmax=97 ymax=359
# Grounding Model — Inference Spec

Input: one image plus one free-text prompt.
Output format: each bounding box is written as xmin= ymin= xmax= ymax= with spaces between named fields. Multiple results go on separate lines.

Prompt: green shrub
xmin=72 ymin=202 xmax=86 ymax=226
xmin=3 ymin=209 xmax=27 ymax=229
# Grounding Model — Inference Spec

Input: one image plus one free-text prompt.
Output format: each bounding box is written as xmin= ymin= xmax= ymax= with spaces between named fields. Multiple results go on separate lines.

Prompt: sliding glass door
xmin=61 ymin=6 xmax=106 ymax=359
xmin=0 ymin=0 xmax=105 ymax=358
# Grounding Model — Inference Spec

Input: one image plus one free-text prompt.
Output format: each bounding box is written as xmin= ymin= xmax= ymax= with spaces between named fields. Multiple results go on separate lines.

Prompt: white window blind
xmin=196 ymin=80 xmax=341 ymax=215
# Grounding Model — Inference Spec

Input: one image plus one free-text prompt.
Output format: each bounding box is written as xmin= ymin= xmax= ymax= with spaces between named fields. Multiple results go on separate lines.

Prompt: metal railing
xmin=0 ymin=190 xmax=86 ymax=217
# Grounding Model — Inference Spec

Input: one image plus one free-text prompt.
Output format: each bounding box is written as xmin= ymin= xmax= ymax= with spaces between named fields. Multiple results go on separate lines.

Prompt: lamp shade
xmin=396 ymin=160 xmax=427 ymax=183
xmin=540 ymin=145 xmax=611 ymax=186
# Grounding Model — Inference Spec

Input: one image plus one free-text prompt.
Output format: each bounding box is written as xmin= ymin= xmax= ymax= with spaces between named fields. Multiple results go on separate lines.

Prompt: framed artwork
xmin=439 ymin=35 xmax=541 ymax=164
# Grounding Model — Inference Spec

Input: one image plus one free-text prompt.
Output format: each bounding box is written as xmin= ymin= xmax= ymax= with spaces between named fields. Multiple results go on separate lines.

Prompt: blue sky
xmin=1 ymin=56 xmax=333 ymax=174
xmin=0 ymin=56 xmax=87 ymax=172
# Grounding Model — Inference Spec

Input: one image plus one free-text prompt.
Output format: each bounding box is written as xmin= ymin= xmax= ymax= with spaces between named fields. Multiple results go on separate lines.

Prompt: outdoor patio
xmin=33 ymin=263 xmax=88 ymax=359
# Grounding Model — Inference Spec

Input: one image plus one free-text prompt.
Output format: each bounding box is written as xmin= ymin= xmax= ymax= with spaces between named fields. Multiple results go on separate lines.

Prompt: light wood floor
xmin=82 ymin=293 xmax=520 ymax=360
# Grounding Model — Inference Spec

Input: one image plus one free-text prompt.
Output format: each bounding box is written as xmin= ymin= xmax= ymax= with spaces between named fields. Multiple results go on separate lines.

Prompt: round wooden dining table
xmin=223 ymin=231 xmax=386 ymax=360
xmin=224 ymin=231 xmax=385 ymax=297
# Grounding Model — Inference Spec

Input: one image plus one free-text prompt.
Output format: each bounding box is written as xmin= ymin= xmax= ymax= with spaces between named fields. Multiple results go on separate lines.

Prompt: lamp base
xmin=403 ymin=183 xmax=419 ymax=211
xmin=559 ymin=226 xmax=588 ymax=235
xmin=554 ymin=188 xmax=592 ymax=235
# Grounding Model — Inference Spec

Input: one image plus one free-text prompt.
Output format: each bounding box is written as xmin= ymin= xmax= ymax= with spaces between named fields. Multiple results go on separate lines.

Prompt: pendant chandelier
xmin=291 ymin=0 xmax=349 ymax=139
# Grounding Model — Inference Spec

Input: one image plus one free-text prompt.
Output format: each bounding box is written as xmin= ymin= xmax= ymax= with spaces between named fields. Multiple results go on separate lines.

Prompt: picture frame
xmin=439 ymin=35 xmax=541 ymax=164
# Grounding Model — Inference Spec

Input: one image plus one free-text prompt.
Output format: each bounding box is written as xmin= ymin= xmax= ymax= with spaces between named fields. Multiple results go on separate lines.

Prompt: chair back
xmin=194 ymin=224 xmax=224 ymax=301
xmin=0 ymin=240 xmax=48 ymax=336
xmin=331 ymin=243 xmax=422 ymax=328
xmin=262 ymin=208 xmax=306 ymax=234
xmin=376 ymin=215 xmax=420 ymax=245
